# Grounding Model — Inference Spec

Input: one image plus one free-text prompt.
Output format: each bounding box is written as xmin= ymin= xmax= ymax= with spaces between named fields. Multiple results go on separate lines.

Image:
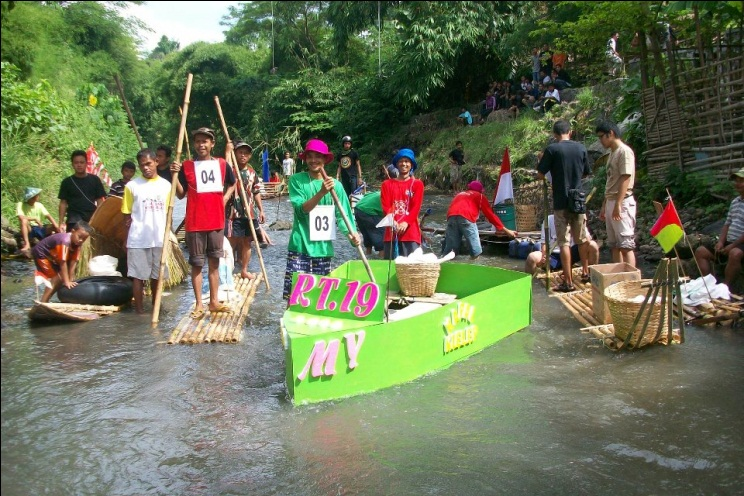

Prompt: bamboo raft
xmin=28 ymin=301 xmax=124 ymax=322
xmin=167 ymin=273 xmax=262 ymax=345
xmin=541 ymin=267 xmax=742 ymax=350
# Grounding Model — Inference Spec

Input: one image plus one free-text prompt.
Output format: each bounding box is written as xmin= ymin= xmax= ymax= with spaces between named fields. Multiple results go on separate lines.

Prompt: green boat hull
xmin=281 ymin=260 xmax=532 ymax=405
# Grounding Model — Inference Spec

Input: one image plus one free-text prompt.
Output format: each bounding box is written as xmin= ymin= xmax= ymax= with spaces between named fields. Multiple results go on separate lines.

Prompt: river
xmin=2 ymin=192 xmax=742 ymax=495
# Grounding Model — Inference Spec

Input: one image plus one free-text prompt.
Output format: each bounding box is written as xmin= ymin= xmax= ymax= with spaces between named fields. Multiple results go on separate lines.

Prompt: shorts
xmin=283 ymin=251 xmax=331 ymax=300
xmin=30 ymin=225 xmax=48 ymax=240
xmin=354 ymin=210 xmax=384 ymax=251
xmin=700 ymin=240 xmax=743 ymax=263
xmin=225 ymin=217 xmax=260 ymax=240
xmin=383 ymin=240 xmax=420 ymax=260
xmin=604 ymin=197 xmax=636 ymax=250
xmin=185 ymin=230 xmax=224 ymax=267
xmin=554 ymin=210 xmax=588 ymax=247
xmin=449 ymin=165 xmax=462 ymax=185
xmin=34 ymin=257 xmax=59 ymax=280
xmin=127 ymin=247 xmax=168 ymax=281
xmin=549 ymin=245 xmax=581 ymax=270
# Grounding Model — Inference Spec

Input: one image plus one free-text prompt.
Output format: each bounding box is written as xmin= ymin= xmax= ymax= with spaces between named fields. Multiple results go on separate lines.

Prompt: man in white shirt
xmin=282 ymin=151 xmax=295 ymax=178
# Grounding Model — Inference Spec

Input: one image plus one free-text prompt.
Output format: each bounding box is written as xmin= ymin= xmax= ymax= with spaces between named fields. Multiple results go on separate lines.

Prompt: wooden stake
xmin=114 ymin=74 xmax=144 ymax=149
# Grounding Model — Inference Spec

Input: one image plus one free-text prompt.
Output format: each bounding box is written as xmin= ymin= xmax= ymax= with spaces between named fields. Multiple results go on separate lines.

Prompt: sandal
xmin=209 ymin=303 xmax=233 ymax=313
xmin=580 ymin=274 xmax=591 ymax=284
xmin=553 ymin=282 xmax=576 ymax=293
xmin=189 ymin=307 xmax=206 ymax=320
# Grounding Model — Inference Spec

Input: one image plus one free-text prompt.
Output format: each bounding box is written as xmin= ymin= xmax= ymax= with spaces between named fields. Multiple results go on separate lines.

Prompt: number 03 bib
xmin=309 ymin=205 xmax=336 ymax=241
xmin=194 ymin=160 xmax=223 ymax=193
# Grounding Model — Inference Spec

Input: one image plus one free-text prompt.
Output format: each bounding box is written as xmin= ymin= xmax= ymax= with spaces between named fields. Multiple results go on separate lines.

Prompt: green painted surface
xmin=282 ymin=260 xmax=533 ymax=404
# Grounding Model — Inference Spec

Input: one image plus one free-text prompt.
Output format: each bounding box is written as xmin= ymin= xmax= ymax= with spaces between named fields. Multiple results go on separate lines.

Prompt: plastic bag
xmin=88 ymin=255 xmax=121 ymax=277
xmin=680 ymin=275 xmax=730 ymax=306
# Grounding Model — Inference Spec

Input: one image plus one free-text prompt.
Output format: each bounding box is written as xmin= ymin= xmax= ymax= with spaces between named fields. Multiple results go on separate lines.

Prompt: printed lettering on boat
xmin=442 ymin=302 xmax=478 ymax=353
xmin=296 ymin=331 xmax=366 ymax=381
xmin=289 ymin=273 xmax=385 ymax=322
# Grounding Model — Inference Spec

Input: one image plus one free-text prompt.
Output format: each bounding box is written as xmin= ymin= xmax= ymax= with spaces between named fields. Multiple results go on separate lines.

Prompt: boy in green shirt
xmin=283 ymin=139 xmax=361 ymax=300
xmin=16 ymin=187 xmax=59 ymax=258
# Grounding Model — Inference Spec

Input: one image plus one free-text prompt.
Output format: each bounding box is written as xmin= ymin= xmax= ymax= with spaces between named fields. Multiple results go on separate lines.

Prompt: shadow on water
xmin=2 ymin=193 xmax=743 ymax=495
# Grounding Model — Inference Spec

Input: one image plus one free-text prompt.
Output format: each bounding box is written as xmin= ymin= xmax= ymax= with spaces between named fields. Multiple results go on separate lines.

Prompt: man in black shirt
xmin=536 ymin=119 xmax=592 ymax=292
xmin=58 ymin=149 xmax=107 ymax=232
xmin=336 ymin=135 xmax=362 ymax=197
xmin=156 ymin=144 xmax=174 ymax=183
xmin=448 ymin=141 xmax=465 ymax=192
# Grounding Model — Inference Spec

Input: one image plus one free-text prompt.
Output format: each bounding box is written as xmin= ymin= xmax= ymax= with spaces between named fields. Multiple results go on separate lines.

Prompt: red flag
xmin=650 ymin=199 xmax=684 ymax=253
xmin=493 ymin=147 xmax=513 ymax=205
xmin=86 ymin=144 xmax=113 ymax=187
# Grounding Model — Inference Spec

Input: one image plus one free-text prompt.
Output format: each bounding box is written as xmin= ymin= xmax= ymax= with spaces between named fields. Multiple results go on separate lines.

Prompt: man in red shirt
xmin=441 ymin=180 xmax=517 ymax=259
xmin=172 ymin=127 xmax=236 ymax=319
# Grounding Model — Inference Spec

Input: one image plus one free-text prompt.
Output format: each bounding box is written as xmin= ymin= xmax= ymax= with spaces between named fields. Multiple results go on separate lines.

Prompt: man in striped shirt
xmin=694 ymin=168 xmax=744 ymax=289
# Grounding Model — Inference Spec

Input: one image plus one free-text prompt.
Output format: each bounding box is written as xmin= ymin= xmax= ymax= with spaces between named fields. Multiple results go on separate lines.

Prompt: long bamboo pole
xmin=179 ymin=106 xmax=192 ymax=160
xmin=318 ymin=167 xmax=375 ymax=283
xmin=543 ymin=179 xmax=551 ymax=292
xmin=214 ymin=96 xmax=270 ymax=292
xmin=152 ymin=73 xmax=193 ymax=325
xmin=114 ymin=74 xmax=144 ymax=149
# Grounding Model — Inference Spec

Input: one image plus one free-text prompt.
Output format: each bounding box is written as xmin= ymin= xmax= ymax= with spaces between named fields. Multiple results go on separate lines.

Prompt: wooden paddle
xmin=152 ymin=73 xmax=192 ymax=325
xmin=214 ymin=96 xmax=270 ymax=292
xmin=318 ymin=167 xmax=376 ymax=283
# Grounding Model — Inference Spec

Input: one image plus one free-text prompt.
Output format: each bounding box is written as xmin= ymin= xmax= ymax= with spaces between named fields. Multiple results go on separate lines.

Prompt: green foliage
xmin=640 ymin=167 xmax=733 ymax=218
xmin=1 ymin=62 xmax=68 ymax=139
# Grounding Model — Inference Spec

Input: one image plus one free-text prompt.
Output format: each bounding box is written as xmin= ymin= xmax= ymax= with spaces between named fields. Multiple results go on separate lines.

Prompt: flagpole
xmin=152 ymin=73 xmax=193 ymax=325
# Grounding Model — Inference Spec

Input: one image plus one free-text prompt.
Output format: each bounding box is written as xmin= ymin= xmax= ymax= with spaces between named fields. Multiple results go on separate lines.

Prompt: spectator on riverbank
xmin=16 ymin=187 xmax=59 ymax=257
xmin=694 ymin=168 xmax=744 ymax=290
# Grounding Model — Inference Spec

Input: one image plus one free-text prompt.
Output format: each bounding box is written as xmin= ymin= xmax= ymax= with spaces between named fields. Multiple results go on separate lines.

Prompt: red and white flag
xmin=86 ymin=143 xmax=113 ymax=187
xmin=493 ymin=147 xmax=513 ymax=206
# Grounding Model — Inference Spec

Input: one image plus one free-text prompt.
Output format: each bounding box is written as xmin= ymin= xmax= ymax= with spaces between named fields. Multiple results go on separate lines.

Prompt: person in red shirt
xmin=172 ymin=127 xmax=236 ymax=318
xmin=32 ymin=221 xmax=92 ymax=302
xmin=441 ymin=180 xmax=517 ymax=259
xmin=380 ymin=148 xmax=424 ymax=259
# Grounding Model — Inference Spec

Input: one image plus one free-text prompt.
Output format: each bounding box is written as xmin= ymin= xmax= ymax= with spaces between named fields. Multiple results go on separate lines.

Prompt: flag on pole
xmin=262 ymin=148 xmax=270 ymax=182
xmin=493 ymin=147 xmax=513 ymax=206
xmin=650 ymin=198 xmax=684 ymax=253
xmin=86 ymin=143 xmax=113 ymax=188
xmin=375 ymin=213 xmax=395 ymax=228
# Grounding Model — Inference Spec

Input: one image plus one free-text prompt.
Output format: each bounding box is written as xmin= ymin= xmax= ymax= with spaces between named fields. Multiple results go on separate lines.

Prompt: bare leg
xmin=191 ymin=265 xmax=204 ymax=310
xmin=207 ymin=257 xmax=221 ymax=310
xmin=620 ymin=248 xmax=636 ymax=268
xmin=41 ymin=276 xmax=62 ymax=303
xmin=724 ymin=248 xmax=743 ymax=288
xmin=560 ymin=245 xmax=573 ymax=286
xmin=150 ymin=278 xmax=160 ymax=306
xmin=132 ymin=278 xmax=145 ymax=313
xmin=694 ymin=246 xmax=714 ymax=277
xmin=241 ymin=238 xmax=255 ymax=279
xmin=19 ymin=218 xmax=31 ymax=251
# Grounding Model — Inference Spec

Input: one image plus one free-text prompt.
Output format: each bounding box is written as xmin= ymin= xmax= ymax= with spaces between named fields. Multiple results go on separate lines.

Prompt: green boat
xmin=280 ymin=260 xmax=532 ymax=405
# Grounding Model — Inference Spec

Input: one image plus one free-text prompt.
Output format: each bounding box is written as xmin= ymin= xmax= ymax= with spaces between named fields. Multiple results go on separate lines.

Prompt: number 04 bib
xmin=194 ymin=160 xmax=223 ymax=193
xmin=309 ymin=205 xmax=337 ymax=241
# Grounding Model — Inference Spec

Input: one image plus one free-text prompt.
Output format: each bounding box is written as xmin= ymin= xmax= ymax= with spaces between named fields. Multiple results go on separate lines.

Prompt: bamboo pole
xmin=153 ymin=73 xmax=193 ymax=325
xmin=318 ymin=166 xmax=375 ymax=283
xmin=543 ymin=179 xmax=551 ymax=292
xmin=179 ymin=106 xmax=192 ymax=160
xmin=114 ymin=74 xmax=144 ymax=149
xmin=213 ymin=96 xmax=271 ymax=292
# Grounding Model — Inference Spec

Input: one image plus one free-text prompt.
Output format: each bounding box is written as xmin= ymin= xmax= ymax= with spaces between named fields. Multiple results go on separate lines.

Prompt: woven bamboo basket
xmin=395 ymin=262 xmax=440 ymax=297
xmin=604 ymin=279 xmax=666 ymax=348
xmin=515 ymin=204 xmax=538 ymax=232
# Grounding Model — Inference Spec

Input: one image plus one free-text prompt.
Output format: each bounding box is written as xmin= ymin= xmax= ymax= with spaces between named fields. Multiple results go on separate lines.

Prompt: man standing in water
xmin=536 ymin=119 xmax=592 ymax=292
xmin=171 ymin=127 xmax=236 ymax=319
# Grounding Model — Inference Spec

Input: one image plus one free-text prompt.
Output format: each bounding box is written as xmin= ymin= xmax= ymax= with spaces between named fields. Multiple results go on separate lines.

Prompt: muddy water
xmin=2 ymin=193 xmax=742 ymax=495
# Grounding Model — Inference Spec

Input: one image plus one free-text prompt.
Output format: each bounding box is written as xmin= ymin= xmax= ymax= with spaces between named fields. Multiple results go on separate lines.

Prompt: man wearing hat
xmin=172 ymin=127 xmax=237 ymax=318
xmin=225 ymin=140 xmax=266 ymax=280
xmin=694 ymin=168 xmax=744 ymax=290
xmin=380 ymin=148 xmax=425 ymax=259
xmin=16 ymin=186 xmax=59 ymax=257
xmin=441 ymin=180 xmax=517 ymax=259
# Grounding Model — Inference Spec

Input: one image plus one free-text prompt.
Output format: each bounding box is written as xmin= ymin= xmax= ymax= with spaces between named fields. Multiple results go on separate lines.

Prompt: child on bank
xmin=16 ymin=186 xmax=60 ymax=257
xmin=282 ymin=139 xmax=361 ymax=300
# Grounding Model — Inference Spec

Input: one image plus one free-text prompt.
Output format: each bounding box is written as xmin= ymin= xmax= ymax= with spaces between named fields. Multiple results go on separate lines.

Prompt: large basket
xmin=515 ymin=204 xmax=538 ymax=232
xmin=395 ymin=262 xmax=440 ymax=297
xmin=604 ymin=279 xmax=666 ymax=348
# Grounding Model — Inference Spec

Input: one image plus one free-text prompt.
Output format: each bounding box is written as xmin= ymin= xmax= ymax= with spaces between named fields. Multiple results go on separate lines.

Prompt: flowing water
xmin=2 ymin=192 xmax=743 ymax=495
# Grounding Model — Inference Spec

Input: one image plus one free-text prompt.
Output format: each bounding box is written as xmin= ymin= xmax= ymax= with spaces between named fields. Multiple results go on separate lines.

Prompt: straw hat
xmin=299 ymin=139 xmax=334 ymax=164
xmin=24 ymin=187 xmax=42 ymax=201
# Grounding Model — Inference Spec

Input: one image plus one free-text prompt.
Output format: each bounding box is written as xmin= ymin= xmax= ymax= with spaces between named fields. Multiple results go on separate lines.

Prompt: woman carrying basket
xmin=380 ymin=149 xmax=424 ymax=260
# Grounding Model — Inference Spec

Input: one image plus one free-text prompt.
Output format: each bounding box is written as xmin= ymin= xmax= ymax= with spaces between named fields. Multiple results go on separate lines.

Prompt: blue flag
xmin=262 ymin=148 xmax=270 ymax=182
